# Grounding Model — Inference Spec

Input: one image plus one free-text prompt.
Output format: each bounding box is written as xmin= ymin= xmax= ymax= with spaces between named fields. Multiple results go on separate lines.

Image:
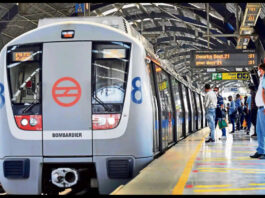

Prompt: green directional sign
xmin=212 ymin=73 xmax=222 ymax=80
xmin=212 ymin=72 xmax=250 ymax=80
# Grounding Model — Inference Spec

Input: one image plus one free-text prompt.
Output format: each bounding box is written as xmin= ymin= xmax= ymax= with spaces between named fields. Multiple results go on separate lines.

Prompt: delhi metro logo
xmin=52 ymin=77 xmax=81 ymax=107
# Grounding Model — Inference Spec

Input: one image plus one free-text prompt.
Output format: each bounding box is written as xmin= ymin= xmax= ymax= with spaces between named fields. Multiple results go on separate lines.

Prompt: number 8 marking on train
xmin=131 ymin=77 xmax=142 ymax=104
xmin=0 ymin=83 xmax=5 ymax=109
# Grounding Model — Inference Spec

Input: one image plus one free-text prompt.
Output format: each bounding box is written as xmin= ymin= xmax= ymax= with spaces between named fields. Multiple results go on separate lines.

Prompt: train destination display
xmin=212 ymin=72 xmax=250 ymax=80
xmin=190 ymin=50 xmax=258 ymax=68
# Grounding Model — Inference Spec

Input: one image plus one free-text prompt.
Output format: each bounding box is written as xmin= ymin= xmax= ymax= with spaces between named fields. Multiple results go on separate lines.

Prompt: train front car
xmin=0 ymin=17 xmax=154 ymax=195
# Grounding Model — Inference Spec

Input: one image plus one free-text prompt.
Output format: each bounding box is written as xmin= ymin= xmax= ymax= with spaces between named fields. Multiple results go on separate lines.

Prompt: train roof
xmin=38 ymin=16 xmax=203 ymax=95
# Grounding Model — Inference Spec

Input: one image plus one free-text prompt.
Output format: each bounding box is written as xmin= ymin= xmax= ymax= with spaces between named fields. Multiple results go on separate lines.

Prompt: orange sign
xmin=13 ymin=52 xmax=33 ymax=61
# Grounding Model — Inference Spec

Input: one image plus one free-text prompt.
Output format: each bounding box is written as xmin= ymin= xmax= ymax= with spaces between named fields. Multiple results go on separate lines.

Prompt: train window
xmin=6 ymin=44 xmax=42 ymax=115
xmin=92 ymin=42 xmax=131 ymax=113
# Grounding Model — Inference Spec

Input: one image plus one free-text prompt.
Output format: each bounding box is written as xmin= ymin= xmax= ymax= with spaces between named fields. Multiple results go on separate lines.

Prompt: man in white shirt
xmin=204 ymin=84 xmax=217 ymax=143
xmin=250 ymin=63 xmax=265 ymax=159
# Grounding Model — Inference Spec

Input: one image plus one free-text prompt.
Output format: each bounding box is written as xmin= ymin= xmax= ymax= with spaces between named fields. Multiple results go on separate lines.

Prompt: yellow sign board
xmin=212 ymin=72 xmax=250 ymax=80
xmin=222 ymin=72 xmax=249 ymax=80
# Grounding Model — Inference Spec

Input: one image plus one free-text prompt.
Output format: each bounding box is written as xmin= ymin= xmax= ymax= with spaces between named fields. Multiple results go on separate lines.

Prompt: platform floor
xmin=112 ymin=124 xmax=265 ymax=195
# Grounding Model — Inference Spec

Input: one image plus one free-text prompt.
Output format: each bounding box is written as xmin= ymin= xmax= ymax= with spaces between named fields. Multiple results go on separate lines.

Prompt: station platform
xmin=111 ymin=126 xmax=265 ymax=195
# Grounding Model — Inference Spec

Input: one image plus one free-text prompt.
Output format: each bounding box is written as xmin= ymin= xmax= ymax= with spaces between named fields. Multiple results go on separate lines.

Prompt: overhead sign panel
xmin=212 ymin=72 xmax=250 ymax=80
xmin=190 ymin=50 xmax=258 ymax=68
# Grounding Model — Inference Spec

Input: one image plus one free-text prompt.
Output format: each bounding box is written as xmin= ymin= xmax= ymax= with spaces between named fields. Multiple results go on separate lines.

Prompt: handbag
xmin=218 ymin=119 xmax=228 ymax=129
xmin=242 ymin=119 xmax=247 ymax=128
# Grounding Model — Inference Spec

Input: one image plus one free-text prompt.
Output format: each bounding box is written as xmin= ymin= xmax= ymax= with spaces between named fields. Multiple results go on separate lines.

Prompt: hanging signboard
xmin=212 ymin=72 xmax=250 ymax=80
xmin=190 ymin=49 xmax=259 ymax=68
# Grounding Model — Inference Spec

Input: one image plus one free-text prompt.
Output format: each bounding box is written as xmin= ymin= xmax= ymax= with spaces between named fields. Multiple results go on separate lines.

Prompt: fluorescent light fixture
xmin=123 ymin=3 xmax=136 ymax=9
xmin=102 ymin=8 xmax=118 ymax=16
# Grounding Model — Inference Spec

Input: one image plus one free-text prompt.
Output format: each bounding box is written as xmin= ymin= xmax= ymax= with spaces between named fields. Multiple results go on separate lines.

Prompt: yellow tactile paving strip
xmin=112 ymin=126 xmax=263 ymax=195
xmin=183 ymin=127 xmax=265 ymax=195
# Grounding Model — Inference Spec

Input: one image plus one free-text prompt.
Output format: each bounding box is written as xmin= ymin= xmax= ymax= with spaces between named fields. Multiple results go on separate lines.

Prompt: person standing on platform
xmin=214 ymin=87 xmax=226 ymax=139
xmin=248 ymin=85 xmax=258 ymax=137
xmin=204 ymin=84 xmax=217 ymax=143
xmin=250 ymin=63 xmax=265 ymax=159
xmin=246 ymin=94 xmax=252 ymax=135
xmin=228 ymin=96 xmax=236 ymax=134
xmin=235 ymin=94 xmax=243 ymax=130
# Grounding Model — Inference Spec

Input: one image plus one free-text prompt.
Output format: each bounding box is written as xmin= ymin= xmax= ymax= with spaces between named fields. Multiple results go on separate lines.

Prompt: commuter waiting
xmin=204 ymin=84 xmax=217 ymax=143
xmin=246 ymin=84 xmax=258 ymax=137
xmin=228 ymin=96 xmax=236 ymax=134
xmin=214 ymin=87 xmax=226 ymax=139
xmin=250 ymin=63 xmax=265 ymax=159
xmin=235 ymin=94 xmax=243 ymax=131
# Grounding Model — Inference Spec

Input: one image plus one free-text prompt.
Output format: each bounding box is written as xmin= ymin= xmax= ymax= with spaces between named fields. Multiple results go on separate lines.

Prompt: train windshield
xmin=6 ymin=44 xmax=42 ymax=115
xmin=92 ymin=42 xmax=131 ymax=113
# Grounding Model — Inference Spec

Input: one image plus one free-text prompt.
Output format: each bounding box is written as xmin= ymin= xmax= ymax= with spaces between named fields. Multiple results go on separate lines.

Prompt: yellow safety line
xmin=110 ymin=185 xmax=124 ymax=195
xmin=194 ymin=187 xmax=265 ymax=193
xmin=198 ymin=167 xmax=265 ymax=171
xmin=249 ymin=183 xmax=265 ymax=186
xmin=171 ymin=134 xmax=208 ymax=195
xmin=195 ymin=185 xmax=231 ymax=188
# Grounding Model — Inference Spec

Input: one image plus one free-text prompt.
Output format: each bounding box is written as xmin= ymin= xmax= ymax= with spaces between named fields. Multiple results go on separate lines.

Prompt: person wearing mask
xmin=204 ymin=84 xmax=217 ymax=143
xmin=213 ymin=87 xmax=226 ymax=139
xmin=250 ymin=63 xmax=265 ymax=159
xmin=228 ymin=96 xmax=236 ymax=134
xmin=235 ymin=94 xmax=243 ymax=130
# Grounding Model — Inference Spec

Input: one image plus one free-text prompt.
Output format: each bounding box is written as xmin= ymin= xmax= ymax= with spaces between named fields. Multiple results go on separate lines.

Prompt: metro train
xmin=0 ymin=16 xmax=206 ymax=195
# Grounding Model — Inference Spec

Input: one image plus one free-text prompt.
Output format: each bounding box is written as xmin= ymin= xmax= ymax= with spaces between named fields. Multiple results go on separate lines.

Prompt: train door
xmin=42 ymin=42 xmax=92 ymax=156
xmin=186 ymin=87 xmax=193 ymax=134
xmin=190 ymin=91 xmax=197 ymax=132
xmin=148 ymin=62 xmax=160 ymax=154
xmin=181 ymin=84 xmax=189 ymax=136
xmin=196 ymin=93 xmax=202 ymax=130
xmin=155 ymin=65 xmax=174 ymax=149
xmin=199 ymin=95 xmax=204 ymax=128
xmin=170 ymin=78 xmax=184 ymax=140
xmin=193 ymin=92 xmax=199 ymax=131
xmin=202 ymin=95 xmax=207 ymax=127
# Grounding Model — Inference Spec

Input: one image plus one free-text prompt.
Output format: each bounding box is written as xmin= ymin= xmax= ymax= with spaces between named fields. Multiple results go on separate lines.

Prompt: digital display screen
xmin=103 ymin=49 xmax=126 ymax=59
xmin=190 ymin=50 xmax=258 ymax=68
xmin=12 ymin=52 xmax=33 ymax=62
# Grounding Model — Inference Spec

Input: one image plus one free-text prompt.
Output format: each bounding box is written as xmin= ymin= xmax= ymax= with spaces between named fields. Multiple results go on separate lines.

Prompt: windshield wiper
xmin=93 ymin=94 xmax=113 ymax=112
xmin=22 ymin=102 xmax=38 ymax=114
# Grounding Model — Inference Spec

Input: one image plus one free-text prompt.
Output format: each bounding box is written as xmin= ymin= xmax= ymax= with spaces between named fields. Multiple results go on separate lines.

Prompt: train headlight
xmin=15 ymin=115 xmax=42 ymax=131
xmin=108 ymin=117 xmax=115 ymax=125
xmin=29 ymin=118 xmax=38 ymax=126
xmin=92 ymin=114 xmax=121 ymax=130
xmin=21 ymin=118 xmax=29 ymax=126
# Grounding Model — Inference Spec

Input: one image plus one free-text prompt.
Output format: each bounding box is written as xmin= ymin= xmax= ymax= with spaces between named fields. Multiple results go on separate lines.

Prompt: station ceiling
xmin=0 ymin=3 xmax=264 ymax=91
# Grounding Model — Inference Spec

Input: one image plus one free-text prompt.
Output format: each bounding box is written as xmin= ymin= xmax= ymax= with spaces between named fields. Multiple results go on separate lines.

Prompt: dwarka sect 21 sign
xmin=190 ymin=50 xmax=258 ymax=68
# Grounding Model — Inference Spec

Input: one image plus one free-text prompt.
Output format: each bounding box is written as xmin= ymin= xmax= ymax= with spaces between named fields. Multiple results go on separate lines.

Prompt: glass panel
xmin=92 ymin=42 xmax=130 ymax=114
xmin=6 ymin=44 xmax=42 ymax=115
xmin=182 ymin=84 xmax=189 ymax=134
xmin=156 ymin=67 xmax=174 ymax=144
xmin=171 ymin=78 xmax=184 ymax=139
